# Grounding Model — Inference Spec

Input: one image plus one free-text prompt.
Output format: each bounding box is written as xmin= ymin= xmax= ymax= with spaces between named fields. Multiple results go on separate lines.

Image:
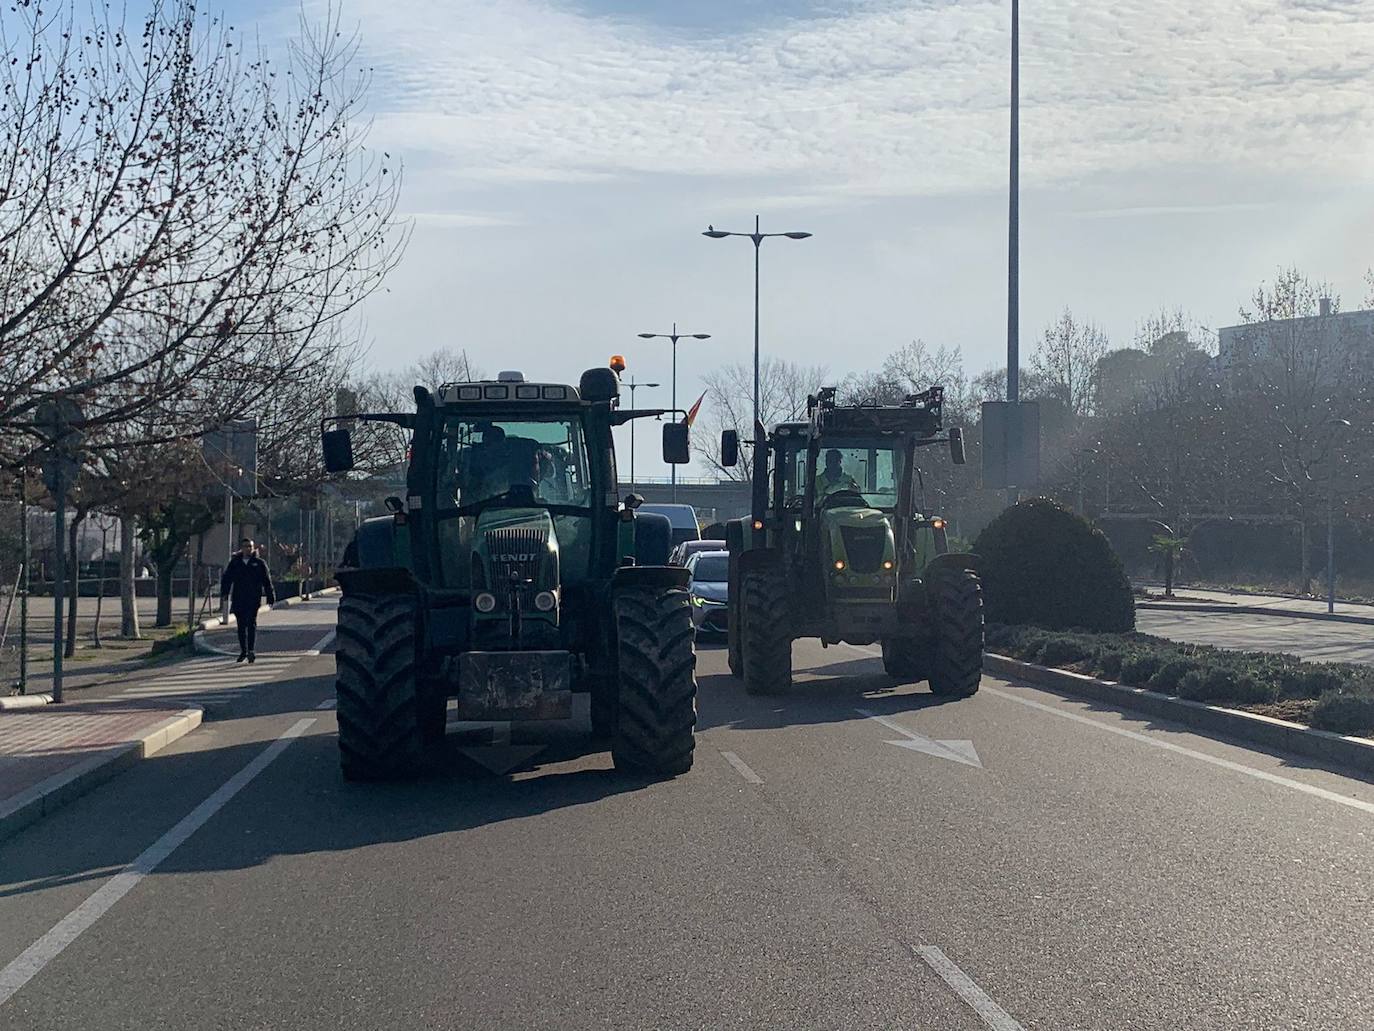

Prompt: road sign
xmin=40 ymin=452 xmax=79 ymax=496
xmin=981 ymin=400 xmax=1040 ymax=490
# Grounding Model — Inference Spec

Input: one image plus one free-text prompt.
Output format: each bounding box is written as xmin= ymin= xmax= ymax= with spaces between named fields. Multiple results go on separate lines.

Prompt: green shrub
xmin=1035 ymin=636 xmax=1092 ymax=667
xmin=1094 ymin=650 xmax=1127 ymax=680
xmin=1120 ymin=653 xmax=1164 ymax=686
xmin=1177 ymin=667 xmax=1279 ymax=705
xmin=1282 ymin=667 xmax=1346 ymax=699
xmin=973 ymin=497 xmax=1135 ymax=633
xmin=1310 ymin=691 xmax=1374 ymax=736
xmin=1148 ymin=658 xmax=1199 ymax=694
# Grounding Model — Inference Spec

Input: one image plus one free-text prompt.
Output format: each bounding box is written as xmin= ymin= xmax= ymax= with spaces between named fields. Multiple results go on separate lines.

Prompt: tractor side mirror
xmin=720 ymin=429 xmax=739 ymax=468
xmin=948 ymin=427 xmax=966 ymax=466
xmin=322 ymin=428 xmax=355 ymax=473
xmin=663 ymin=422 xmax=690 ymax=465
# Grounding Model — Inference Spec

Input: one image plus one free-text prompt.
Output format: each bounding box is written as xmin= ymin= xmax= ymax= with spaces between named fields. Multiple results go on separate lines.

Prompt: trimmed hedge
xmin=986 ymin=622 xmax=1373 ymax=735
xmin=974 ymin=498 xmax=1134 ymax=633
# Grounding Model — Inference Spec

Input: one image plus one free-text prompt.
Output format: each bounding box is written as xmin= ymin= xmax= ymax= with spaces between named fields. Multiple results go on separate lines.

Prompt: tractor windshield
xmin=438 ymin=416 xmax=592 ymax=510
xmin=812 ymin=441 xmax=902 ymax=509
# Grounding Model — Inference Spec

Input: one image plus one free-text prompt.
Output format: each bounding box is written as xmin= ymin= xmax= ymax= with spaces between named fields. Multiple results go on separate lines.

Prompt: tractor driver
xmin=815 ymin=448 xmax=861 ymax=502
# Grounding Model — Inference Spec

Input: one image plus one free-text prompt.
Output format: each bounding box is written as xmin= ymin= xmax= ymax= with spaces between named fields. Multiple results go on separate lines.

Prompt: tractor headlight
xmin=474 ymin=592 xmax=497 ymax=613
xmin=533 ymin=590 xmax=557 ymax=612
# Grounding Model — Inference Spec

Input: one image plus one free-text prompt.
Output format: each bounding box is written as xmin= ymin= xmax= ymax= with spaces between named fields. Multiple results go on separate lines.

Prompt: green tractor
xmin=721 ymin=385 xmax=983 ymax=696
xmin=319 ymin=365 xmax=697 ymax=780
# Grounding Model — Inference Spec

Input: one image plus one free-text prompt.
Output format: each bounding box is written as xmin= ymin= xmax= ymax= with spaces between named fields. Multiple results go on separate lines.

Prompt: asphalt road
xmin=2 ymin=629 xmax=1372 ymax=1029
xmin=1138 ymin=609 xmax=1374 ymax=665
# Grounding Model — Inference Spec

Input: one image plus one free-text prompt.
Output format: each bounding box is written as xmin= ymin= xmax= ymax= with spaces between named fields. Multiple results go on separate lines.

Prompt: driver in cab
xmin=815 ymin=448 xmax=861 ymax=502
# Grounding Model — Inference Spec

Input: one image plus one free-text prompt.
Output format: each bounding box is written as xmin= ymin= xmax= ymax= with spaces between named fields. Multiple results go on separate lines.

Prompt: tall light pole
xmin=637 ymin=324 xmax=709 ymax=501
xmin=1006 ymin=0 xmax=1021 ymax=509
xmin=702 ymin=216 xmax=812 ymax=430
xmin=623 ymin=377 xmax=660 ymax=491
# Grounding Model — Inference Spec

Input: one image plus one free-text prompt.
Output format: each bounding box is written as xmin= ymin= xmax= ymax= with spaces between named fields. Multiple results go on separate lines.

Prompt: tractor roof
xmin=436 ymin=381 xmax=581 ymax=405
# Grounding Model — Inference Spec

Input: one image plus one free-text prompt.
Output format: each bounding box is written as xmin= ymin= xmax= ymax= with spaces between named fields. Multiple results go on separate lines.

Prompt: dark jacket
xmin=220 ymin=554 xmax=276 ymax=614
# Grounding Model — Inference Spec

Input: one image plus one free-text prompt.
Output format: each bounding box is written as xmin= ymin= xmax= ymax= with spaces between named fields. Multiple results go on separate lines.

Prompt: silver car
xmin=670 ymin=538 xmax=727 ymax=567
xmin=685 ymin=550 xmax=729 ymax=635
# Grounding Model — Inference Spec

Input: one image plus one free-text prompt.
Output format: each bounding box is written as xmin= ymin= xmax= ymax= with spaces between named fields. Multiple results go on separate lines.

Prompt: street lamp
xmin=702 ymin=215 xmax=812 ymax=430
xmin=637 ymin=323 xmax=709 ymax=500
xmin=1325 ymin=418 xmax=1351 ymax=613
xmin=623 ymin=377 xmax=660 ymax=491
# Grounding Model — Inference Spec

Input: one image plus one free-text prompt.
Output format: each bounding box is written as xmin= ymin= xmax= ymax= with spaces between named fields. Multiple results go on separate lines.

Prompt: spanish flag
xmin=685 ymin=390 xmax=706 ymax=427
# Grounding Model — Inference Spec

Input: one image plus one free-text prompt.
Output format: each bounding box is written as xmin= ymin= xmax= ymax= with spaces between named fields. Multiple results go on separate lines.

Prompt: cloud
xmin=308 ymin=0 xmax=1374 ymax=203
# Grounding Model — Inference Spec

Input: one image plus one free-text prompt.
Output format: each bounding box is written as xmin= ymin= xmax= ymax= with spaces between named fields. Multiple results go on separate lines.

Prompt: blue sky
xmin=260 ymin=0 xmax=1373 ymax=471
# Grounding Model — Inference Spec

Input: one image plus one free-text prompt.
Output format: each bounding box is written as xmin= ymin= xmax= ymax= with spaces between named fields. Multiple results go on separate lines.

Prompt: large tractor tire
xmin=335 ymin=593 xmax=442 ymax=780
xmin=726 ymin=574 xmax=744 ymax=678
xmin=927 ymin=569 xmax=984 ymax=698
xmin=741 ymin=566 xmax=791 ymax=695
xmin=881 ymin=637 xmax=928 ymax=681
xmin=611 ymin=586 xmax=697 ymax=776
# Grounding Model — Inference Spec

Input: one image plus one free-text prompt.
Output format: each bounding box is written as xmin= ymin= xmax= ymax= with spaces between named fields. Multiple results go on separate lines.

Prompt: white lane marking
xmin=720 ymin=750 xmax=763 ymax=784
xmin=315 ymin=697 xmax=336 ymax=710
xmin=306 ymin=630 xmax=337 ymax=655
xmin=915 ymin=945 xmax=1026 ymax=1031
xmin=857 ymin=709 xmax=983 ymax=768
xmin=0 ymin=718 xmax=317 ymax=1008
xmin=983 ymin=686 xmax=1374 ymax=816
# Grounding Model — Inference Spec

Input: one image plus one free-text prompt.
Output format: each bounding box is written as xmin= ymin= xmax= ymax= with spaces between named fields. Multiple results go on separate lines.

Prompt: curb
xmin=1136 ymin=601 xmax=1374 ymax=626
xmin=984 ymin=653 xmax=1374 ymax=781
xmin=0 ymin=706 xmax=203 ymax=844
xmin=0 ymin=693 xmax=55 ymax=711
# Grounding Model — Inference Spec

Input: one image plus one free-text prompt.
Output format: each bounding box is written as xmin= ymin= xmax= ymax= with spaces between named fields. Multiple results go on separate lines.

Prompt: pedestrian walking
xmin=219 ymin=537 xmax=276 ymax=663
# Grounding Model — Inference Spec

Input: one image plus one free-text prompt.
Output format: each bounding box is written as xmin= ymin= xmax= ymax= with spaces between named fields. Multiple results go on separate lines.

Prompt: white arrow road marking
xmin=857 ymin=708 xmax=982 ymax=768
xmin=457 ymin=721 xmax=546 ymax=775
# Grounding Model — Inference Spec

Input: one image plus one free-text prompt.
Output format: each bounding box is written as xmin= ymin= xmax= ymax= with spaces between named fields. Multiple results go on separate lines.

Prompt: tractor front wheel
xmin=611 ymin=586 xmax=697 ymax=776
xmin=741 ymin=567 xmax=791 ymax=695
xmin=927 ymin=569 xmax=984 ymax=698
xmin=335 ymin=593 xmax=442 ymax=780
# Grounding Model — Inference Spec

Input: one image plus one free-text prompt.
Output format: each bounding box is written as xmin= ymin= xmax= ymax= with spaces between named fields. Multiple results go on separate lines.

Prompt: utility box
xmin=981 ymin=401 xmax=1041 ymax=490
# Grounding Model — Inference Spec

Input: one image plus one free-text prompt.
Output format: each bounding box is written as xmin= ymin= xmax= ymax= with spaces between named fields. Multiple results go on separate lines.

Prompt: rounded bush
xmin=973 ymin=498 xmax=1134 ymax=632
xmin=1095 ymin=650 xmax=1127 ymax=680
xmin=1310 ymin=691 xmax=1374 ymax=736
xmin=1280 ymin=667 xmax=1344 ymax=699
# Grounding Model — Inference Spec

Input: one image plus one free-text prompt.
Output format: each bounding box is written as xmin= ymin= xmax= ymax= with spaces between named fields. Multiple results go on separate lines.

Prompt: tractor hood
xmin=821 ymin=505 xmax=896 ymax=576
xmin=474 ymin=507 xmax=560 ymax=593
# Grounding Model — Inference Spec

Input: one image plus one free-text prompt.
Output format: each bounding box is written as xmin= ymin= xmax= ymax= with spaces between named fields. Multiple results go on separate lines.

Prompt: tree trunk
xmin=155 ymin=561 xmax=173 ymax=627
xmin=119 ymin=515 xmax=140 ymax=639
xmin=1299 ymin=516 xmax=1311 ymax=595
xmin=92 ymin=525 xmax=107 ymax=648
xmin=64 ymin=510 xmax=84 ymax=658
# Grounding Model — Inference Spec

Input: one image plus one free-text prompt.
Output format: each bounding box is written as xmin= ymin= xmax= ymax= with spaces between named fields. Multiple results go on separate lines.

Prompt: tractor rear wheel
xmin=335 ymin=593 xmax=440 ymax=780
xmin=727 ymin=580 xmax=744 ymax=678
xmin=927 ymin=569 xmax=984 ymax=698
xmin=611 ymin=586 xmax=697 ymax=776
xmin=741 ymin=567 xmax=791 ymax=695
xmin=881 ymin=637 xmax=928 ymax=681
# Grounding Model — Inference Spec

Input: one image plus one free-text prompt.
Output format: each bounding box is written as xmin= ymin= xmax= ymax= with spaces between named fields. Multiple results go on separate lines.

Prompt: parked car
xmin=640 ymin=503 xmax=701 ymax=548
xmin=685 ymin=550 xmax=729 ymax=635
xmin=669 ymin=538 xmax=727 ymax=567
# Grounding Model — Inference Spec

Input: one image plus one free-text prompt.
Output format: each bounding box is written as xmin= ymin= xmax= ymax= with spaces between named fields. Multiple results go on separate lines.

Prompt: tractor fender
xmin=612 ymin=565 xmax=690 ymax=591
xmin=924 ymin=552 xmax=979 ymax=581
xmin=738 ymin=547 xmax=782 ymax=574
xmin=336 ymin=515 xmax=417 ymax=597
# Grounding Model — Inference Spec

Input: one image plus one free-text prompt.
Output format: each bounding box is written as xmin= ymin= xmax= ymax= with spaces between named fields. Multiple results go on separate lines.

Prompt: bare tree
xmin=0 ymin=1 xmax=406 ymax=467
xmin=1229 ymin=269 xmax=1372 ymax=591
xmin=693 ymin=358 xmax=827 ymax=481
xmin=1031 ymin=308 xmax=1110 ymax=422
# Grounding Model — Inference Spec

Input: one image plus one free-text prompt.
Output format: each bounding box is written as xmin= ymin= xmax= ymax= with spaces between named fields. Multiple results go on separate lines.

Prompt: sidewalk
xmin=0 ymin=699 xmax=201 ymax=841
xmin=1135 ymin=584 xmax=1374 ymax=625
xmin=0 ymin=594 xmax=339 ymax=843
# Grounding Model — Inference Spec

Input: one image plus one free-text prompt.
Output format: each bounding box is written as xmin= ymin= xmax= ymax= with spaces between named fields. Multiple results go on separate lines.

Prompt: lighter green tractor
xmin=722 ymin=386 xmax=983 ymax=696
xmin=320 ymin=365 xmax=697 ymax=780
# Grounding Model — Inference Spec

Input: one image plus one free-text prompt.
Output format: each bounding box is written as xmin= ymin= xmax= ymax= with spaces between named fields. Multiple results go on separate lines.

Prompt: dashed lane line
xmin=914 ymin=946 xmax=1027 ymax=1031
xmin=719 ymin=750 xmax=763 ymax=784
xmin=0 ymin=718 xmax=317 ymax=1008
